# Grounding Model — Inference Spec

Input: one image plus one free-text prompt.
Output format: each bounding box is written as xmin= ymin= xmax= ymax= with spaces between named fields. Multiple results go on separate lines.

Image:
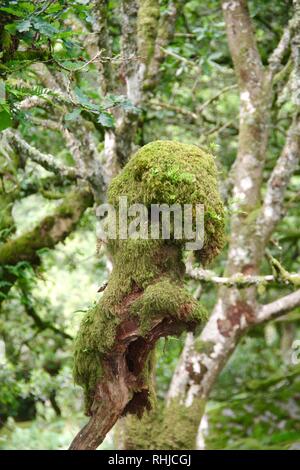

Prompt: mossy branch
xmin=0 ymin=187 xmax=93 ymax=267
xmin=70 ymin=141 xmax=225 ymax=450
xmin=186 ymin=261 xmax=300 ymax=288
xmin=5 ymin=131 xmax=81 ymax=180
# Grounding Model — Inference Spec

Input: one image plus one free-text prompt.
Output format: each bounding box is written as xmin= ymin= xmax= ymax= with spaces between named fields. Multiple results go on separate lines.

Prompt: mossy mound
xmin=108 ymin=140 xmax=225 ymax=265
xmin=130 ymin=278 xmax=207 ymax=334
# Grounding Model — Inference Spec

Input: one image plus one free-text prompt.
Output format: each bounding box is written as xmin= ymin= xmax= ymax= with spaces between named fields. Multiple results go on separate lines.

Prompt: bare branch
xmin=257 ymin=118 xmax=300 ymax=243
xmin=268 ymin=27 xmax=291 ymax=79
xmin=150 ymin=99 xmax=198 ymax=121
xmin=51 ymin=51 xmax=103 ymax=73
xmin=5 ymin=130 xmax=81 ymax=180
xmin=196 ymin=84 xmax=237 ymax=114
xmin=158 ymin=47 xmax=202 ymax=73
xmin=150 ymin=85 xmax=237 ymax=123
xmin=257 ymin=289 xmax=300 ymax=323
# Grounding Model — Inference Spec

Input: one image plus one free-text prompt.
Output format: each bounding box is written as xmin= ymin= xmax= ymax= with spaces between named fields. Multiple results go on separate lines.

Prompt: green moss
xmin=74 ymin=141 xmax=225 ymax=414
xmin=137 ymin=0 xmax=160 ymax=64
xmin=73 ymin=302 xmax=121 ymax=411
xmin=123 ymin=397 xmax=205 ymax=449
xmin=130 ymin=278 xmax=207 ymax=333
xmin=121 ymin=405 xmax=163 ymax=450
xmin=194 ymin=338 xmax=215 ymax=355
xmin=108 ymin=140 xmax=225 ymax=265
xmin=0 ymin=193 xmax=15 ymax=240
xmin=0 ymin=188 xmax=93 ymax=266
xmin=158 ymin=398 xmax=206 ymax=449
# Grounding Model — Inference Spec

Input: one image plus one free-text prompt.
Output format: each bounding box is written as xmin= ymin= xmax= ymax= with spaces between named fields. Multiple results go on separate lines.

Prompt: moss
xmin=108 ymin=140 xmax=225 ymax=265
xmin=73 ymin=302 xmax=121 ymax=411
xmin=158 ymin=398 xmax=205 ymax=449
xmin=137 ymin=0 xmax=160 ymax=65
xmin=121 ymin=405 xmax=163 ymax=450
xmin=0 ymin=188 xmax=93 ymax=266
xmin=123 ymin=397 xmax=205 ymax=450
xmin=130 ymin=278 xmax=207 ymax=334
xmin=74 ymin=141 xmax=225 ymax=414
xmin=194 ymin=338 xmax=215 ymax=355
xmin=0 ymin=193 xmax=15 ymax=239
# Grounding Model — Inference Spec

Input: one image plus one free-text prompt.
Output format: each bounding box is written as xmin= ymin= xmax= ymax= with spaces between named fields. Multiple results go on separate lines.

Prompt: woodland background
xmin=1 ymin=0 xmax=300 ymax=450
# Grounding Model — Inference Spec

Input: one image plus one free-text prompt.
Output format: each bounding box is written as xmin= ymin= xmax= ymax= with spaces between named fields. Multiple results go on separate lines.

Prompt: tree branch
xmin=5 ymin=130 xmax=81 ymax=180
xmin=150 ymin=99 xmax=198 ymax=121
xmin=186 ymin=263 xmax=300 ymax=288
xmin=257 ymin=289 xmax=300 ymax=323
xmin=146 ymin=0 xmax=183 ymax=89
xmin=91 ymin=0 xmax=113 ymax=94
xmin=221 ymin=0 xmax=263 ymax=91
xmin=0 ymin=187 xmax=93 ymax=268
xmin=221 ymin=0 xmax=270 ymax=274
xmin=150 ymin=84 xmax=237 ymax=124
xmin=19 ymin=282 xmax=73 ymax=340
xmin=257 ymin=117 xmax=300 ymax=243
xmin=268 ymin=27 xmax=291 ymax=79
xmin=196 ymin=84 xmax=237 ymax=114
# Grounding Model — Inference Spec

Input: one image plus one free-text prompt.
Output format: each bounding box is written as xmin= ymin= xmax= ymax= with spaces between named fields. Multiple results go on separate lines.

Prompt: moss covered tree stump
xmin=70 ymin=141 xmax=225 ymax=450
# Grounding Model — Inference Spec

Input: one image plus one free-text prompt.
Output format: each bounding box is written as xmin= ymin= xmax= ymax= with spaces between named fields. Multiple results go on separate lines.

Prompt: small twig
xmin=197 ymin=84 xmax=237 ymax=114
xmin=186 ymin=261 xmax=300 ymax=288
xmin=160 ymin=47 xmax=202 ymax=73
xmin=51 ymin=51 xmax=103 ymax=73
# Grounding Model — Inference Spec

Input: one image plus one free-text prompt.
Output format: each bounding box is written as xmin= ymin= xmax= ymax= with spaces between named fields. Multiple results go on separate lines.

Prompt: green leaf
xmin=74 ymin=87 xmax=98 ymax=111
xmin=0 ymin=108 xmax=12 ymax=131
xmin=64 ymin=109 xmax=81 ymax=121
xmin=120 ymin=98 xmax=139 ymax=114
xmin=4 ymin=23 xmax=17 ymax=34
xmin=32 ymin=19 xmax=58 ymax=37
xmin=47 ymin=4 xmax=64 ymax=14
xmin=0 ymin=7 xmax=26 ymax=17
xmin=18 ymin=2 xmax=35 ymax=13
xmin=16 ymin=19 xmax=32 ymax=33
xmin=97 ymin=112 xmax=115 ymax=127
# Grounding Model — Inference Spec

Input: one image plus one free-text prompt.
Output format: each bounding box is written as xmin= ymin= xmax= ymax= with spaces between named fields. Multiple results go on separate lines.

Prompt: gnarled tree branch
xmin=0 ymin=187 xmax=93 ymax=267
xmin=5 ymin=130 xmax=81 ymax=180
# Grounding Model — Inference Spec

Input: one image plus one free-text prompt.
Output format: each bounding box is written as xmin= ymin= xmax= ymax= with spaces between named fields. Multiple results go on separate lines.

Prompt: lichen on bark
xmin=72 ymin=140 xmax=225 ymax=447
xmin=137 ymin=0 xmax=160 ymax=65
